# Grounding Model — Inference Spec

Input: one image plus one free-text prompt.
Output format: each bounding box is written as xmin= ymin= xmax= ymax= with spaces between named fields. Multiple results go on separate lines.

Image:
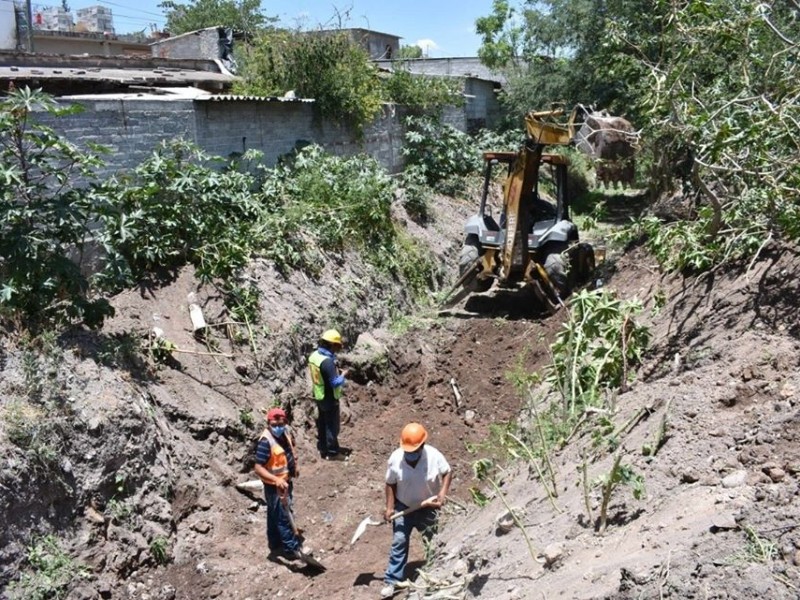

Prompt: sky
xmin=36 ymin=0 xmax=493 ymax=57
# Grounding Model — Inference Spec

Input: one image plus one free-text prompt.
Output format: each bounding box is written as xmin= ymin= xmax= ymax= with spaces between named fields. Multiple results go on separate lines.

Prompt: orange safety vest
xmin=259 ymin=428 xmax=295 ymax=486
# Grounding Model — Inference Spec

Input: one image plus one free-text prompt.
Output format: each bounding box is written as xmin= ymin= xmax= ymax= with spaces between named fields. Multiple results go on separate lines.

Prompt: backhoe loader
xmin=444 ymin=109 xmax=595 ymax=311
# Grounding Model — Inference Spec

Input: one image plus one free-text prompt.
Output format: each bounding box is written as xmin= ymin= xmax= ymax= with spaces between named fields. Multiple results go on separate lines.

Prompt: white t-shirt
xmin=385 ymin=444 xmax=451 ymax=507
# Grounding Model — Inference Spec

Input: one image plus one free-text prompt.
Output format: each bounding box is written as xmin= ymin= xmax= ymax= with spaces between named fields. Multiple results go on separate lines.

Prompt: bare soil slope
xmin=2 ymin=195 xmax=800 ymax=600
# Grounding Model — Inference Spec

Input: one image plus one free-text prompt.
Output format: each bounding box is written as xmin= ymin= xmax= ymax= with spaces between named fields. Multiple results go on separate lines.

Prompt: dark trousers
xmin=316 ymin=403 xmax=340 ymax=457
xmin=263 ymin=482 xmax=300 ymax=554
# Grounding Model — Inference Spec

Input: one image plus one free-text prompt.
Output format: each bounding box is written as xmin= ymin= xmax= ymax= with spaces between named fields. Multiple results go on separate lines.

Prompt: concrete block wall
xmin=38 ymin=96 xmax=486 ymax=177
xmin=193 ymin=101 xmax=405 ymax=172
xmin=38 ymin=98 xmax=197 ymax=178
xmin=151 ymin=28 xmax=220 ymax=61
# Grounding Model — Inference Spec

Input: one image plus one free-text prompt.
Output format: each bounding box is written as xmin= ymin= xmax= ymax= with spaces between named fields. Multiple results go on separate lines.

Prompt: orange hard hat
xmin=400 ymin=422 xmax=428 ymax=452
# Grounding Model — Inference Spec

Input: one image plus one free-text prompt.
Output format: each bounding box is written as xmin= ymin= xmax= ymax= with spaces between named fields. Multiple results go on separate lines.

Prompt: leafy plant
xmin=149 ymin=536 xmax=170 ymax=565
xmin=593 ymin=452 xmax=645 ymax=534
xmin=547 ymin=289 xmax=651 ymax=425
xmin=0 ymin=86 xmax=113 ymax=329
xmin=7 ymin=535 xmax=88 ymax=600
xmin=383 ymin=67 xmax=464 ymax=112
xmin=94 ymin=140 xmax=263 ymax=288
xmin=236 ymin=30 xmax=383 ymax=135
xmin=401 ymin=116 xmax=484 ymax=192
xmin=239 ymin=408 xmax=254 ymax=427
xmin=398 ymin=165 xmax=433 ymax=224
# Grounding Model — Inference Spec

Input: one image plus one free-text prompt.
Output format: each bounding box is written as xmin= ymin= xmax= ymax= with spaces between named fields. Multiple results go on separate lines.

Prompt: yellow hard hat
xmin=320 ymin=329 xmax=342 ymax=344
xmin=400 ymin=422 xmax=428 ymax=452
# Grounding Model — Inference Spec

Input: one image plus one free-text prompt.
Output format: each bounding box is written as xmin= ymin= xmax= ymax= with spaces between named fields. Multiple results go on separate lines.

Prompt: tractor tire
xmin=459 ymin=237 xmax=493 ymax=293
xmin=542 ymin=243 xmax=570 ymax=298
xmin=568 ymin=242 xmax=596 ymax=287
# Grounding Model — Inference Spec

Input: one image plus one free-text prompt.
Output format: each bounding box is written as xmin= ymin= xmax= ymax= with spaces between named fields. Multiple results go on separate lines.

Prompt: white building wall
xmin=0 ymin=3 xmax=16 ymax=50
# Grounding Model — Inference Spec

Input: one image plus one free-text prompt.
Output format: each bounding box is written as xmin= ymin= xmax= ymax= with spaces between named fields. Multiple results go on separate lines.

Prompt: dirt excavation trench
xmin=3 ymin=194 xmax=800 ymax=600
xmin=152 ymin=309 xmax=564 ymax=600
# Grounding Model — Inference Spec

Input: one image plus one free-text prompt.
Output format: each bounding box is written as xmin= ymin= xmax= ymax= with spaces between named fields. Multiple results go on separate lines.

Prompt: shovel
xmin=351 ymin=496 xmax=438 ymax=545
xmin=280 ymin=493 xmax=327 ymax=570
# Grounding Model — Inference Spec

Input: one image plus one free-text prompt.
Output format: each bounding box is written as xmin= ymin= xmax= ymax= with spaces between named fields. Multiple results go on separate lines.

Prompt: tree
xmin=236 ymin=30 xmax=383 ymax=134
xmin=476 ymin=0 xmax=657 ymax=119
xmin=158 ymin=0 xmax=272 ymax=36
xmin=0 ymin=87 xmax=112 ymax=329
xmin=397 ymin=45 xmax=423 ymax=59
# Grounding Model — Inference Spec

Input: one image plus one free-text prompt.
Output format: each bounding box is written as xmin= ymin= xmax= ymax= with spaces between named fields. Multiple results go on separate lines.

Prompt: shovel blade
xmin=350 ymin=516 xmax=382 ymax=545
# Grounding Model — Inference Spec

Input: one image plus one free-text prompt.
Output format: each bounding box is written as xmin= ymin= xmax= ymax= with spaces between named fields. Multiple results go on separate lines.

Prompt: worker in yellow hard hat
xmin=308 ymin=329 xmax=349 ymax=460
xmin=380 ymin=423 xmax=452 ymax=598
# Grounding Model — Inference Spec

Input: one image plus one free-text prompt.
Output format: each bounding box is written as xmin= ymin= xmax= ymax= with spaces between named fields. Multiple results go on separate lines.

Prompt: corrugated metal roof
xmin=195 ymin=94 xmax=315 ymax=103
xmin=0 ymin=65 xmax=235 ymax=84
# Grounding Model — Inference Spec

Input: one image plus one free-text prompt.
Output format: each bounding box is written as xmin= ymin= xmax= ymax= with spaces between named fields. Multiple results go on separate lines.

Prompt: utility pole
xmin=25 ymin=0 xmax=34 ymax=52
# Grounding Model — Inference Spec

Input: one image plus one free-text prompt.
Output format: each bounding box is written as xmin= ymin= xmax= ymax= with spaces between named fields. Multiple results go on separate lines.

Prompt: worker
xmin=308 ymin=329 xmax=349 ymax=460
xmin=381 ymin=423 xmax=452 ymax=599
xmin=253 ymin=407 xmax=310 ymax=562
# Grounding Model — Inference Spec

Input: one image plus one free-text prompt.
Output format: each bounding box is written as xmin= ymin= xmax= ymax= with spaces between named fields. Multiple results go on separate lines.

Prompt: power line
xmin=94 ymin=0 xmax=164 ymax=20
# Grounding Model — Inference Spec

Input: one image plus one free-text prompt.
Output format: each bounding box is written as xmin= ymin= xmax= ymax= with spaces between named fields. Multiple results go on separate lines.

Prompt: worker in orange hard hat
xmin=308 ymin=329 xmax=350 ymax=460
xmin=380 ymin=423 xmax=452 ymax=598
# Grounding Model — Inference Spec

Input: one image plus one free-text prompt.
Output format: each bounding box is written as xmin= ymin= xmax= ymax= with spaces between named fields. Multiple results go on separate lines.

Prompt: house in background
xmin=310 ymin=28 xmax=400 ymax=60
xmin=1 ymin=1 xmax=16 ymax=50
xmin=10 ymin=3 xmax=152 ymax=56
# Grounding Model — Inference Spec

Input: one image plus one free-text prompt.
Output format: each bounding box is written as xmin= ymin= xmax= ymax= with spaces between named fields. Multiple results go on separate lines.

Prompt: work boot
xmin=380 ymin=583 xmax=395 ymax=598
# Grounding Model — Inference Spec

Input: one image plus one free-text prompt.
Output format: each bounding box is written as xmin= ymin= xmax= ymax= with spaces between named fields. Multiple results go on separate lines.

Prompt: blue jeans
xmin=316 ymin=403 xmax=340 ymax=457
xmin=263 ymin=483 xmax=300 ymax=554
xmin=384 ymin=504 xmax=438 ymax=585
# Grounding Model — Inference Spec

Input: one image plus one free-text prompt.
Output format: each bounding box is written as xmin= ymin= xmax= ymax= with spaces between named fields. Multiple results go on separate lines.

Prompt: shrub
xmin=383 ymin=67 xmax=464 ymax=111
xmin=402 ymin=116 xmax=484 ymax=191
xmin=236 ymin=30 xmax=383 ymax=135
xmin=7 ymin=535 xmax=87 ymax=600
xmin=0 ymin=87 xmax=112 ymax=329
xmin=258 ymin=144 xmax=396 ymax=273
xmin=93 ymin=140 xmax=263 ymax=288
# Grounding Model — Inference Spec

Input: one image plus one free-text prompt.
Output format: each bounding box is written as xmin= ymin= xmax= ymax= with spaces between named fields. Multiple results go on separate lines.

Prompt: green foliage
xmin=3 ymin=401 xmax=60 ymax=471
xmin=402 ymin=116 xmax=483 ymax=192
xmin=149 ymin=536 xmax=170 ymax=565
xmin=398 ymin=165 xmax=433 ymax=224
xmin=548 ymin=289 xmax=651 ymax=421
xmin=594 ymin=453 xmax=645 ymax=533
xmin=397 ymin=45 xmax=423 ymax=59
xmin=237 ymin=30 xmax=383 ymax=135
xmin=94 ymin=140 xmax=262 ymax=288
xmin=740 ymin=525 xmax=778 ymax=563
xmin=476 ymin=0 xmax=522 ymax=69
xmin=159 ymin=0 xmax=272 ymax=36
xmin=0 ymin=86 xmax=113 ymax=329
xmin=618 ymin=1 xmax=799 ymax=273
xmin=383 ymin=67 xmax=463 ymax=112
xmin=7 ymin=535 xmax=88 ymax=600
xmin=259 ymin=144 xmax=395 ymax=269
xmin=239 ymin=407 xmax=254 ymax=427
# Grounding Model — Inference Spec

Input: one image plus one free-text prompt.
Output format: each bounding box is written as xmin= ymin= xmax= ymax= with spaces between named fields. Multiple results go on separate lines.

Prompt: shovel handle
xmin=388 ymin=496 xmax=439 ymax=521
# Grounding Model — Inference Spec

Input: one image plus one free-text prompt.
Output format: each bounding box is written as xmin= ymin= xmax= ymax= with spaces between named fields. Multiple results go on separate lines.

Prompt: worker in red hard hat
xmin=253 ymin=406 xmax=311 ymax=563
xmin=308 ymin=329 xmax=349 ymax=460
xmin=380 ymin=423 xmax=452 ymax=598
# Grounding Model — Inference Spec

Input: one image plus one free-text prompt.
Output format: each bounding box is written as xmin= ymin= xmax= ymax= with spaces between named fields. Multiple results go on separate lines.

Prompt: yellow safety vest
xmin=308 ymin=350 xmax=343 ymax=401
